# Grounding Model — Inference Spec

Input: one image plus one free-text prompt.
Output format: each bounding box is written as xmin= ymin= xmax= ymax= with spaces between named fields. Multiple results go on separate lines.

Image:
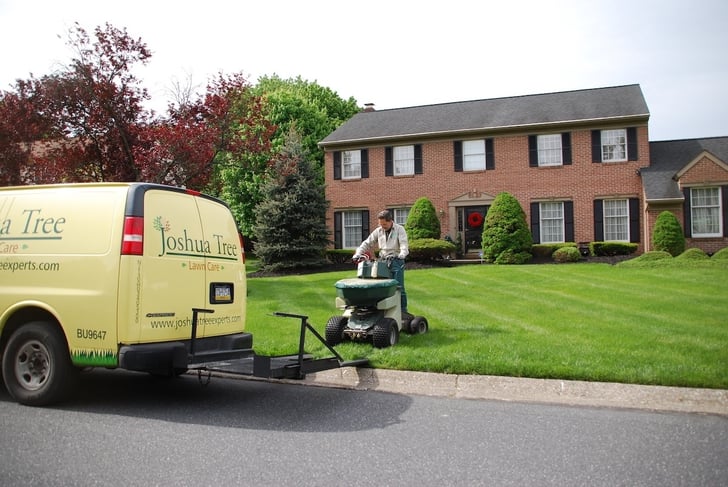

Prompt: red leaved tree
xmin=1 ymin=22 xmax=274 ymax=190
xmin=134 ymin=73 xmax=275 ymax=189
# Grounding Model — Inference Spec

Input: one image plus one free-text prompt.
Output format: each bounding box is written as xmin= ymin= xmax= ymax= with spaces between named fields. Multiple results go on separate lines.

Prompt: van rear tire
xmin=2 ymin=321 xmax=79 ymax=406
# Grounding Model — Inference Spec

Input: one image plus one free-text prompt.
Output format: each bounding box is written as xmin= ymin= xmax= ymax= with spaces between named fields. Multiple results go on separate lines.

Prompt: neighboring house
xmin=319 ymin=84 xmax=728 ymax=257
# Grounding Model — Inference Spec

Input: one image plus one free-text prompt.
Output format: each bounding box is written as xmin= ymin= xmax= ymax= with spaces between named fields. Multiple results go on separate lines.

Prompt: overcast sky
xmin=1 ymin=0 xmax=727 ymax=141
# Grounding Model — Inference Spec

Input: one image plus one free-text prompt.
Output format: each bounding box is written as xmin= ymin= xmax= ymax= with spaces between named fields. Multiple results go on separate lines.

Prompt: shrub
xmin=712 ymin=247 xmax=728 ymax=260
xmin=675 ymin=248 xmax=709 ymax=260
xmin=481 ymin=192 xmax=533 ymax=264
xmin=616 ymin=251 xmax=672 ymax=267
xmin=326 ymin=249 xmax=354 ymax=264
xmin=651 ymin=211 xmax=685 ymax=256
xmin=405 ymin=198 xmax=441 ymax=239
xmin=532 ymin=243 xmax=577 ymax=259
xmin=552 ymin=246 xmax=582 ymax=263
xmin=408 ymin=238 xmax=457 ymax=262
xmin=590 ymin=242 xmax=638 ymax=256
xmin=493 ymin=249 xmax=532 ymax=265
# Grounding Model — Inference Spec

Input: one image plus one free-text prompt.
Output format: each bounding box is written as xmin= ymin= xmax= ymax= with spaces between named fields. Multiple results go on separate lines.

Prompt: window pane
xmin=393 ymin=145 xmax=414 ymax=176
xmin=601 ymin=129 xmax=627 ymax=162
xmin=537 ymin=134 xmax=562 ymax=166
xmin=463 ymin=140 xmax=485 ymax=171
xmin=343 ymin=211 xmax=362 ymax=248
xmin=343 ymin=150 xmax=361 ymax=179
xmin=603 ymin=199 xmax=629 ymax=241
xmin=540 ymin=202 xmax=564 ymax=243
xmin=393 ymin=208 xmax=410 ymax=225
xmin=691 ymin=187 xmax=721 ymax=236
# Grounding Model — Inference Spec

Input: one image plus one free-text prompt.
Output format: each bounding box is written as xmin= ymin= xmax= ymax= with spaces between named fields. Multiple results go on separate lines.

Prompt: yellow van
xmin=0 ymin=183 xmax=250 ymax=405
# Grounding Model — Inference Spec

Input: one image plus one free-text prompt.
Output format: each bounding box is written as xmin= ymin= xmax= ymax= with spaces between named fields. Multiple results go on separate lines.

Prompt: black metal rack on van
xmin=187 ymin=309 xmax=368 ymax=380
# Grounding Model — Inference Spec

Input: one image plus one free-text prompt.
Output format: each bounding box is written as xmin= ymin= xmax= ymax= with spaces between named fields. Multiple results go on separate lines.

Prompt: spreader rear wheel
xmin=410 ymin=316 xmax=429 ymax=334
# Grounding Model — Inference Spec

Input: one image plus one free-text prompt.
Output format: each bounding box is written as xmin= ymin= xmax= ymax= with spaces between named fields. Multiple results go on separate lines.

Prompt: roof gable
xmin=675 ymin=151 xmax=728 ymax=179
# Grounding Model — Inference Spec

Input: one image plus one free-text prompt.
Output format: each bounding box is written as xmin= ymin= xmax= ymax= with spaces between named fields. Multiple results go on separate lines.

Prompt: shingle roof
xmin=643 ymin=137 xmax=728 ymax=201
xmin=320 ymin=84 xmax=650 ymax=147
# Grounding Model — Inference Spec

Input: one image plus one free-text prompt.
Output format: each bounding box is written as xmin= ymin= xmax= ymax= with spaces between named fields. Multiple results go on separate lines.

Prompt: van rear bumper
xmin=118 ymin=332 xmax=254 ymax=373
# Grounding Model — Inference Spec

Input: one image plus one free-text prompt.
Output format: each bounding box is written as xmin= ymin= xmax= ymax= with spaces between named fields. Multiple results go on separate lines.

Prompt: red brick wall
xmin=326 ymin=126 xmax=649 ymax=251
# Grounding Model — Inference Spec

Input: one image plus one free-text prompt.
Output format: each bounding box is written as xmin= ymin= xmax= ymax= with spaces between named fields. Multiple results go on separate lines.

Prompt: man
xmin=353 ymin=210 xmax=410 ymax=315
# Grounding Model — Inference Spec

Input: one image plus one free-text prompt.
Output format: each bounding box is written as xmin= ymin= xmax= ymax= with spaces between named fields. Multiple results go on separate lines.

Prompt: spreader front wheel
xmin=372 ymin=318 xmax=399 ymax=348
xmin=325 ymin=316 xmax=349 ymax=346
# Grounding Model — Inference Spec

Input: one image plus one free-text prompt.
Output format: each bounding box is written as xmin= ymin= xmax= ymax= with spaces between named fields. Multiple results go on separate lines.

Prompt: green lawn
xmin=244 ymin=259 xmax=728 ymax=389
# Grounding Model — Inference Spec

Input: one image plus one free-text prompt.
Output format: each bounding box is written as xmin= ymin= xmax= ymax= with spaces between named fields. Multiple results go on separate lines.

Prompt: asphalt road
xmin=1 ymin=369 xmax=726 ymax=486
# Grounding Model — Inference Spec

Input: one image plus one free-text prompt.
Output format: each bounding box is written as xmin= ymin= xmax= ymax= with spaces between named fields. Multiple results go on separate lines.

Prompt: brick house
xmin=319 ymin=85 xmax=728 ymax=257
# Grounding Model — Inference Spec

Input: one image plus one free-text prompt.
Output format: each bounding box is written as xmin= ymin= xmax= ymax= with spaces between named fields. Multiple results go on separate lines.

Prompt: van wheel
xmin=2 ymin=321 xmax=79 ymax=406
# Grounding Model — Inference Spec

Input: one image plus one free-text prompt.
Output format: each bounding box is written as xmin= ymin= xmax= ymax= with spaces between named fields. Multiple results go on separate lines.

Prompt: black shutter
xmin=528 ymin=136 xmax=538 ymax=167
xmin=361 ymin=210 xmax=370 ymax=241
xmin=334 ymin=211 xmax=342 ymax=248
xmin=485 ymin=138 xmax=495 ymax=170
xmin=627 ymin=127 xmax=638 ymax=161
xmin=683 ymin=188 xmax=692 ymax=237
xmin=564 ymin=201 xmax=574 ymax=242
xmin=723 ymin=186 xmax=728 ymax=237
xmin=562 ymin=133 xmax=572 ymax=165
xmin=593 ymin=199 xmax=604 ymax=241
xmin=592 ymin=130 xmax=602 ymax=163
xmin=361 ymin=149 xmax=369 ymax=178
xmin=629 ymin=198 xmax=640 ymax=243
xmin=414 ymin=144 xmax=423 ymax=174
xmin=530 ymin=202 xmax=541 ymax=244
xmin=454 ymin=141 xmax=463 ymax=172
xmin=385 ymin=147 xmax=393 ymax=176
xmin=333 ymin=151 xmax=341 ymax=180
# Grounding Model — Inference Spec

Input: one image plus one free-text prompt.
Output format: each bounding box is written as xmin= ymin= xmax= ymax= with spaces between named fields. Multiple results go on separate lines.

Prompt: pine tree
xmin=253 ymin=128 xmax=329 ymax=271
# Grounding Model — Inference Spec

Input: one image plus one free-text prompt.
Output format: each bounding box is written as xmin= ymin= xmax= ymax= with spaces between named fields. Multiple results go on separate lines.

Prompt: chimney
xmin=363 ymin=103 xmax=375 ymax=112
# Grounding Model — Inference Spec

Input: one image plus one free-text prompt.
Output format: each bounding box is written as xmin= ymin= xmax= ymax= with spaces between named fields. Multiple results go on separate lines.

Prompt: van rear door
xmin=195 ymin=196 xmax=246 ymax=338
xmin=131 ymin=188 xmax=208 ymax=343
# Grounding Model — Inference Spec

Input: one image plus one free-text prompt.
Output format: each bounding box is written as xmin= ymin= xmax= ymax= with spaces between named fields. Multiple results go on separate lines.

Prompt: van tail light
xmin=122 ymin=217 xmax=144 ymax=255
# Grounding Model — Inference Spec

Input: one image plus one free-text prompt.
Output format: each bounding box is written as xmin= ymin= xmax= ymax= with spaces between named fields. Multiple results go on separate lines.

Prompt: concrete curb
xmin=291 ymin=367 xmax=728 ymax=416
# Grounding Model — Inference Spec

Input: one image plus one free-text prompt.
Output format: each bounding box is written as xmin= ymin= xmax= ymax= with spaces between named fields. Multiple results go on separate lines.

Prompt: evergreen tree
xmin=253 ymin=128 xmax=329 ymax=271
xmin=481 ymin=192 xmax=533 ymax=264
xmin=651 ymin=211 xmax=685 ymax=256
xmin=405 ymin=197 xmax=441 ymax=239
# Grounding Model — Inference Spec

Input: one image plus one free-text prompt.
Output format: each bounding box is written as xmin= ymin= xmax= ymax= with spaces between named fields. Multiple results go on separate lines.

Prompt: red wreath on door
xmin=467 ymin=212 xmax=484 ymax=228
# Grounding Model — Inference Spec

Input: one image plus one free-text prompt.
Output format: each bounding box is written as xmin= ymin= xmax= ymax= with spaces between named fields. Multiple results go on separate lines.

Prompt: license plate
xmin=210 ymin=283 xmax=234 ymax=303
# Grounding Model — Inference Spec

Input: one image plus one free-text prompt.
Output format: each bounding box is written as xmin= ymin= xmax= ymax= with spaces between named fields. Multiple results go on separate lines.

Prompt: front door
xmin=459 ymin=206 xmax=488 ymax=256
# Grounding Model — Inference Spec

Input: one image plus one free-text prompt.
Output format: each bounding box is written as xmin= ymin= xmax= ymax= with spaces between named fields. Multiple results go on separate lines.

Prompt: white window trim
xmin=539 ymin=201 xmax=565 ymax=243
xmin=691 ymin=187 xmax=723 ymax=237
xmin=342 ymin=150 xmax=361 ymax=180
xmin=463 ymin=139 xmax=486 ymax=171
xmin=537 ymin=134 xmax=563 ymax=167
xmin=601 ymin=129 xmax=627 ymax=163
xmin=393 ymin=145 xmax=415 ymax=176
xmin=392 ymin=207 xmax=410 ymax=226
xmin=603 ymin=199 xmax=630 ymax=241
xmin=342 ymin=211 xmax=363 ymax=248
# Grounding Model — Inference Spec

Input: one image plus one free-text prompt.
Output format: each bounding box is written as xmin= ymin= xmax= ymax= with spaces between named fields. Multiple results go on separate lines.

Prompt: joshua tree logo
xmin=153 ymin=216 xmax=171 ymax=256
